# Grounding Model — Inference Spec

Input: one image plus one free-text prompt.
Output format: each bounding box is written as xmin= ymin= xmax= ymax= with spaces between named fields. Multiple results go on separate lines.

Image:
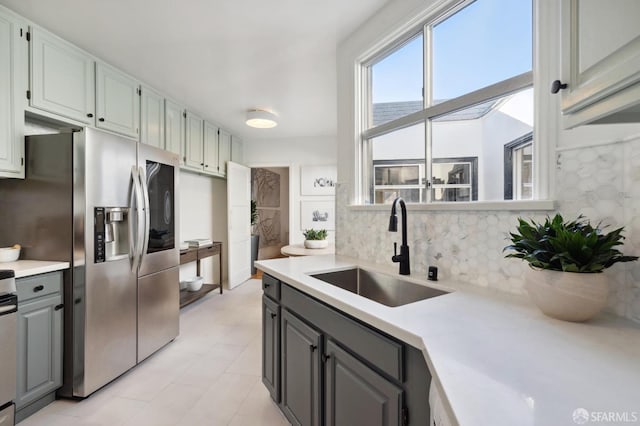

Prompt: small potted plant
xmin=504 ymin=214 xmax=638 ymax=322
xmin=303 ymin=229 xmax=328 ymax=249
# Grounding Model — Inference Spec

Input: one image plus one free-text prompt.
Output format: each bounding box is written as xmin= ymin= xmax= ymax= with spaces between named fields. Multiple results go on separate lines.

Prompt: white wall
xmin=244 ymin=136 xmax=337 ymax=244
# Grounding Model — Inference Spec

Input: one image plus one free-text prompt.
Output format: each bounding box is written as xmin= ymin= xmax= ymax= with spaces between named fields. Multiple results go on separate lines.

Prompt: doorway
xmin=251 ymin=167 xmax=290 ymax=262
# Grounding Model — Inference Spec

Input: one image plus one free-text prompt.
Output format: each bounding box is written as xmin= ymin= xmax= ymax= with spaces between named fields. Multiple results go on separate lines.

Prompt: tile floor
xmin=19 ymin=279 xmax=290 ymax=426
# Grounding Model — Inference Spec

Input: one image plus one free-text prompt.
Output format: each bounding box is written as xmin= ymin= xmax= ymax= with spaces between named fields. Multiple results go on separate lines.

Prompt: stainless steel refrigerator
xmin=0 ymin=127 xmax=180 ymax=398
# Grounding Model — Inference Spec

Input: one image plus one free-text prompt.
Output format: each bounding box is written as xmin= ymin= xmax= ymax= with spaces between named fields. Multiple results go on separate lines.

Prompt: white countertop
xmin=255 ymin=255 xmax=640 ymax=426
xmin=0 ymin=260 xmax=69 ymax=278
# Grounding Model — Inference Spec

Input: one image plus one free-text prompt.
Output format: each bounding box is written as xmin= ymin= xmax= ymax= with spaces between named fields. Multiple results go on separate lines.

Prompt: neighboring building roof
xmin=372 ymin=98 xmax=499 ymax=126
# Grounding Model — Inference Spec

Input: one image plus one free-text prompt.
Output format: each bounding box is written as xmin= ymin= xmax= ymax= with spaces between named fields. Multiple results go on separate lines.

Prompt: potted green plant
xmin=504 ymin=214 xmax=638 ymax=321
xmin=250 ymin=200 xmax=259 ymax=274
xmin=303 ymin=229 xmax=328 ymax=249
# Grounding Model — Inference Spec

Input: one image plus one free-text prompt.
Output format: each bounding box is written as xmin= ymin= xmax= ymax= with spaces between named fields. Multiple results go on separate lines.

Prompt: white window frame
xmin=353 ymin=0 xmax=555 ymax=210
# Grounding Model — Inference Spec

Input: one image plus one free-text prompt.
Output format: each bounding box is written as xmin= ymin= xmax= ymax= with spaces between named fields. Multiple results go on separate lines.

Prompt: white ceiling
xmin=0 ymin=0 xmax=389 ymax=140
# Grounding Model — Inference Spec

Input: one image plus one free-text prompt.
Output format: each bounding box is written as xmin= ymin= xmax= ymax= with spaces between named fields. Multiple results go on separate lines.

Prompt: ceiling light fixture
xmin=246 ymin=109 xmax=278 ymax=129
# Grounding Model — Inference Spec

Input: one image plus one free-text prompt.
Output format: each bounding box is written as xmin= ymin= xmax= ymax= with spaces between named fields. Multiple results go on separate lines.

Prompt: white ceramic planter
xmin=304 ymin=239 xmax=328 ymax=249
xmin=524 ymin=268 xmax=609 ymax=322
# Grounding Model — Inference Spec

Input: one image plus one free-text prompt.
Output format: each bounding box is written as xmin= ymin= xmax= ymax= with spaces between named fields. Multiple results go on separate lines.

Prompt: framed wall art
xmin=300 ymin=200 xmax=335 ymax=231
xmin=300 ymin=165 xmax=336 ymax=196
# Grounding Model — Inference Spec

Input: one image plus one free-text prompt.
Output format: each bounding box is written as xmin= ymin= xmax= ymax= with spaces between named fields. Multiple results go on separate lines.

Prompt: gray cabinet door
xmin=262 ymin=295 xmax=280 ymax=402
xmin=16 ymin=294 xmax=62 ymax=410
xmin=281 ymin=309 xmax=322 ymax=426
xmin=325 ymin=339 xmax=403 ymax=426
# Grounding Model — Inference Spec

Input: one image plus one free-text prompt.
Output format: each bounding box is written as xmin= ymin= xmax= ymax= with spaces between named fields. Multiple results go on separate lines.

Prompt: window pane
xmin=369 ymin=122 xmax=426 ymax=204
xmin=370 ymin=34 xmax=423 ymax=127
xmin=431 ymin=87 xmax=533 ymax=201
xmin=375 ymin=165 xmax=420 ymax=186
xmin=431 ymin=0 xmax=532 ymax=102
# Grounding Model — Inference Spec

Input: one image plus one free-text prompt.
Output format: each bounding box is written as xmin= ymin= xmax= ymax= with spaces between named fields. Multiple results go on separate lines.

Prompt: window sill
xmin=347 ymin=200 xmax=555 ymax=212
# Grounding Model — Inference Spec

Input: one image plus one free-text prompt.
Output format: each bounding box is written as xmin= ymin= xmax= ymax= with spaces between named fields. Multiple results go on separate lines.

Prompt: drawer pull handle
xmin=310 ymin=345 xmax=317 ymax=352
xmin=87 ymin=113 xmax=94 ymax=118
xmin=54 ymin=304 xmax=64 ymax=311
xmin=33 ymin=285 xmax=44 ymax=292
xmin=270 ymin=313 xmax=277 ymax=319
xmin=321 ymin=354 xmax=331 ymax=363
xmin=99 ymin=117 xmax=105 ymax=122
xmin=264 ymin=283 xmax=270 ymax=288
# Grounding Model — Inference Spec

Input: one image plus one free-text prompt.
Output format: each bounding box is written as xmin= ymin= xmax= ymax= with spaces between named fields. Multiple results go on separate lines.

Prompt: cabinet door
xmin=30 ymin=27 xmax=94 ymax=124
xmin=217 ymin=129 xmax=231 ymax=176
xmin=262 ymin=295 xmax=280 ymax=402
xmin=16 ymin=294 xmax=63 ymax=410
xmin=184 ymin=111 xmax=204 ymax=170
xmin=165 ymin=99 xmax=185 ymax=162
xmin=281 ymin=309 xmax=322 ymax=426
xmin=0 ymin=9 xmax=25 ymax=177
xmin=140 ymin=85 xmax=164 ymax=149
xmin=325 ymin=339 xmax=402 ymax=426
xmin=203 ymin=121 xmax=219 ymax=175
xmin=560 ymin=0 xmax=640 ymax=126
xmin=96 ymin=62 xmax=140 ymax=139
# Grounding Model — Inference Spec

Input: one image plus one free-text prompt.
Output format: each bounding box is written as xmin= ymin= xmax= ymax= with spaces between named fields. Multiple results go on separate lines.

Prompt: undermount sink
xmin=310 ymin=268 xmax=448 ymax=307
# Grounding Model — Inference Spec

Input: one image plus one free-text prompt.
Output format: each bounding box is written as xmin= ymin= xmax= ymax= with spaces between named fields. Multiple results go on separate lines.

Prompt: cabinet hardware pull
xmin=33 ymin=285 xmax=44 ymax=292
xmin=310 ymin=345 xmax=317 ymax=352
xmin=99 ymin=117 xmax=105 ymax=122
xmin=270 ymin=313 xmax=277 ymax=319
xmin=200 ymin=163 xmax=204 ymax=166
xmin=54 ymin=304 xmax=64 ymax=311
xmin=87 ymin=113 xmax=94 ymax=118
xmin=321 ymin=354 xmax=331 ymax=363
xmin=550 ymin=79 xmax=568 ymax=94
xmin=264 ymin=283 xmax=270 ymax=288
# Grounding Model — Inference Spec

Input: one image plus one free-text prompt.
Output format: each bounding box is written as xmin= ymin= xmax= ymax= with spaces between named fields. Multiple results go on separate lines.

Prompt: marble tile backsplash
xmin=336 ymin=136 xmax=640 ymax=323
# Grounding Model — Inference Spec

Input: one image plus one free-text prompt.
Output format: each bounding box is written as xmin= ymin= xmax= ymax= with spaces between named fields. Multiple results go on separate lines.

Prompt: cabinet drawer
xmin=281 ymin=283 xmax=404 ymax=382
xmin=197 ymin=244 xmax=220 ymax=258
xmin=262 ymin=274 xmax=280 ymax=301
xmin=179 ymin=249 xmax=198 ymax=265
xmin=17 ymin=272 xmax=62 ymax=303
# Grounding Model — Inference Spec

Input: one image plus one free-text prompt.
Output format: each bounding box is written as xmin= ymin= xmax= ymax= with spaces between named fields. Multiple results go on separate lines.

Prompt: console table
xmin=179 ymin=242 xmax=223 ymax=308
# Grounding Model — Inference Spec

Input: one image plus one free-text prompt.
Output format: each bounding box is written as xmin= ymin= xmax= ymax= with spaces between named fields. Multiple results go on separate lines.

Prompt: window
xmin=361 ymin=0 xmax=533 ymax=204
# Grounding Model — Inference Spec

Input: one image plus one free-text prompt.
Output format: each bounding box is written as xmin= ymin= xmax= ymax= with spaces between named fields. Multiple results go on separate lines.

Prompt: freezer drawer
xmin=138 ymin=267 xmax=179 ymax=362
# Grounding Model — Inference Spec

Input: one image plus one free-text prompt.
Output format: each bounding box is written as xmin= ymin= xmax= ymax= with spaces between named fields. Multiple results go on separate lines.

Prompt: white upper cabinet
xmin=559 ymin=0 xmax=640 ymax=127
xmin=96 ymin=62 xmax=140 ymax=139
xmin=140 ymin=85 xmax=164 ymax=148
xmin=184 ymin=111 xmax=204 ymax=171
xmin=217 ymin=128 xmax=231 ymax=177
xmin=29 ymin=27 xmax=94 ymax=124
xmin=164 ymin=99 xmax=185 ymax=162
xmin=203 ymin=121 xmax=219 ymax=175
xmin=0 ymin=6 xmax=26 ymax=178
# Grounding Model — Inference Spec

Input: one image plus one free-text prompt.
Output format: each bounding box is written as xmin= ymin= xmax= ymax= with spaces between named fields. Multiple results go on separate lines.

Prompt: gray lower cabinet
xmin=262 ymin=295 xmax=280 ymax=401
xmin=281 ymin=309 xmax=322 ymax=426
xmin=16 ymin=272 xmax=63 ymax=421
xmin=261 ymin=274 xmax=430 ymax=426
xmin=325 ymin=339 xmax=402 ymax=426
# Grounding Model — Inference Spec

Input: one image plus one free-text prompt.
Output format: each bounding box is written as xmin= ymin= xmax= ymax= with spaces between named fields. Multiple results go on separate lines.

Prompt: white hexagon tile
xmin=336 ymin=135 xmax=640 ymax=323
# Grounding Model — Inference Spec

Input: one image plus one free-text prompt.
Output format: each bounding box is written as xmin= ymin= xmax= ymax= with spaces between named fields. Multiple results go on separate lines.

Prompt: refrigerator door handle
xmin=130 ymin=166 xmax=144 ymax=272
xmin=138 ymin=166 xmax=151 ymax=267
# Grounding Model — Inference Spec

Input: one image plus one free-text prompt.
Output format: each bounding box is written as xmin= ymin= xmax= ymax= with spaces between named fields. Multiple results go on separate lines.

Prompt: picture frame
xmin=300 ymin=165 xmax=336 ymax=196
xmin=300 ymin=200 xmax=335 ymax=231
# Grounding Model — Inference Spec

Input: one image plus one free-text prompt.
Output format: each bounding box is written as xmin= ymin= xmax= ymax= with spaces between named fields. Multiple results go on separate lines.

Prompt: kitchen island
xmin=256 ymin=255 xmax=640 ymax=426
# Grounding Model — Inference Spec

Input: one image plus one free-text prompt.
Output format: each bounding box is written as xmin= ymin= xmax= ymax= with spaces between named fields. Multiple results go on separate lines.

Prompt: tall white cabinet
xmin=95 ymin=62 xmax=140 ymax=139
xmin=0 ymin=7 xmax=25 ymax=178
xmin=559 ymin=0 xmax=640 ymax=127
xmin=29 ymin=27 xmax=94 ymax=125
xmin=184 ymin=111 xmax=204 ymax=171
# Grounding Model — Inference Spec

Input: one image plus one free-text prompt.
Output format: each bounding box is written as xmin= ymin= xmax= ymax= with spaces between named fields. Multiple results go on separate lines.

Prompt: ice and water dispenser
xmin=94 ymin=207 xmax=130 ymax=262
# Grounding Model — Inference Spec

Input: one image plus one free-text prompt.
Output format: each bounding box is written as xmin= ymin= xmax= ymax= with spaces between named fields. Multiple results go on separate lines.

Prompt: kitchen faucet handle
xmin=393 ymin=242 xmax=397 ymax=257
